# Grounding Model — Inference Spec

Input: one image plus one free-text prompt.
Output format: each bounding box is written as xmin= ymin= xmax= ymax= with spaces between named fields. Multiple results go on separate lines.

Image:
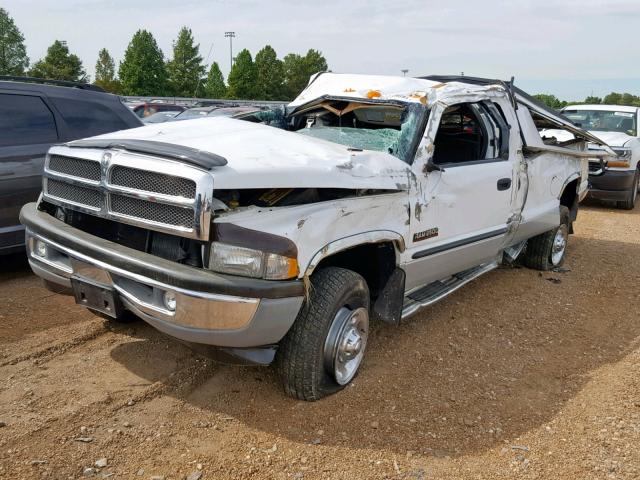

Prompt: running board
xmin=401 ymin=261 xmax=499 ymax=319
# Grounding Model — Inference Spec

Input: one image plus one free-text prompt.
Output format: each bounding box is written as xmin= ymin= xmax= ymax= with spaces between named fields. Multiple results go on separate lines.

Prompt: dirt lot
xmin=1 ymin=203 xmax=639 ymax=480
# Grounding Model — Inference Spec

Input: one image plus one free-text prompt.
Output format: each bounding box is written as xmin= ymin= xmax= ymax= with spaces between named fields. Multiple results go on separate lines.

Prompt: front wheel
xmin=522 ymin=206 xmax=570 ymax=271
xmin=276 ymin=267 xmax=370 ymax=401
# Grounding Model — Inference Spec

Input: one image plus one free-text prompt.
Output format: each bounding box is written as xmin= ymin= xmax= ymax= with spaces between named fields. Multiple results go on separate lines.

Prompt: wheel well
xmin=560 ymin=178 xmax=579 ymax=224
xmin=312 ymin=242 xmax=397 ymax=300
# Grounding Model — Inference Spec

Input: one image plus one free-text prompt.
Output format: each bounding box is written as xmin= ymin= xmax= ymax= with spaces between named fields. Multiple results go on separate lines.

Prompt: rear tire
xmin=276 ymin=267 xmax=370 ymax=401
xmin=617 ymin=169 xmax=638 ymax=210
xmin=522 ymin=206 xmax=570 ymax=271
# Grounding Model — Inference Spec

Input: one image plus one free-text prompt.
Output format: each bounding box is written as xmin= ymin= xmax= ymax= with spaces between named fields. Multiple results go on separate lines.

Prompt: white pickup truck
xmin=561 ymin=104 xmax=640 ymax=209
xmin=21 ymin=74 xmax=611 ymax=400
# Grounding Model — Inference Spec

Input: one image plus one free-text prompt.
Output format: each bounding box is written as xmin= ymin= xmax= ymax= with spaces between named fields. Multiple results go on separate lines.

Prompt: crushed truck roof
xmin=288 ymin=72 xmax=609 ymax=148
xmin=288 ymin=72 xmax=496 ymax=109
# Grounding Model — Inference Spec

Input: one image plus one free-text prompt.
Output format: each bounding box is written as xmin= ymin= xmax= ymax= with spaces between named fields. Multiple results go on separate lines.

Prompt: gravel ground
xmin=0 ymin=202 xmax=639 ymax=479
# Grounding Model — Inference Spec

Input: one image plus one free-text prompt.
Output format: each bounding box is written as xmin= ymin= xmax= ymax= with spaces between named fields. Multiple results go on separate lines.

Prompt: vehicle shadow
xmin=109 ymin=233 xmax=640 ymax=458
xmin=580 ymin=198 xmax=640 ymax=216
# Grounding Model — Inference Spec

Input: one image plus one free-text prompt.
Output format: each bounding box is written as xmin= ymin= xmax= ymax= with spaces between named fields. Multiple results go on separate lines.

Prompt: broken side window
xmin=432 ymin=102 xmax=509 ymax=165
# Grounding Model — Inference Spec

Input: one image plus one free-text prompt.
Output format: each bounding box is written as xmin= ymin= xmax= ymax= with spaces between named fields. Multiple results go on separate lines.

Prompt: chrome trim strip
xmin=411 ymin=227 xmax=508 ymax=259
xmin=402 ymin=261 xmax=498 ymax=319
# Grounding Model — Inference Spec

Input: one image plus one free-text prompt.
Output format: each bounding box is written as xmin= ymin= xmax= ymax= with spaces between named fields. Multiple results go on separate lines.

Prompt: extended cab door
xmin=403 ymin=101 xmax=515 ymax=290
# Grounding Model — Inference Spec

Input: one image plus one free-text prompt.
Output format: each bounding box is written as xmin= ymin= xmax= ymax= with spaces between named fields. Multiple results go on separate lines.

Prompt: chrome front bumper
xmin=22 ymin=205 xmax=304 ymax=348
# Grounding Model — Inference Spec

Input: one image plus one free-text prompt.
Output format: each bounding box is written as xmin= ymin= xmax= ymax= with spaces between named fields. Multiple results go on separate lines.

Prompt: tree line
xmin=533 ymin=92 xmax=640 ymax=110
xmin=0 ymin=7 xmax=327 ymax=100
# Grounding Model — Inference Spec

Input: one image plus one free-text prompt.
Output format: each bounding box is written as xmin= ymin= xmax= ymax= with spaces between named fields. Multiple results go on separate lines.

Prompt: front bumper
xmin=588 ymin=169 xmax=637 ymax=201
xmin=20 ymin=203 xmax=304 ymax=348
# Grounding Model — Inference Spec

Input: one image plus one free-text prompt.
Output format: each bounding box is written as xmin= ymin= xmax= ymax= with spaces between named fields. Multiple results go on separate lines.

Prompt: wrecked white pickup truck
xmin=21 ymin=73 xmax=612 ymax=400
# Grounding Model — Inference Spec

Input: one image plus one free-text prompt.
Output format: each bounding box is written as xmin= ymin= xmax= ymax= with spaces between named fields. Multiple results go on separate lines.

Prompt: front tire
xmin=522 ymin=206 xmax=570 ymax=271
xmin=276 ymin=267 xmax=370 ymax=401
xmin=617 ymin=169 xmax=638 ymax=210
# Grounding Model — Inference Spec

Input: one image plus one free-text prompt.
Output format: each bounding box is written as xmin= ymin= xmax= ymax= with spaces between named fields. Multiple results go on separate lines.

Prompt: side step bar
xmin=401 ymin=261 xmax=499 ymax=319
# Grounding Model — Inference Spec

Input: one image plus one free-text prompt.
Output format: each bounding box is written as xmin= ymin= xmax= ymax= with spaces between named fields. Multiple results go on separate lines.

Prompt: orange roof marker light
xmin=366 ymin=89 xmax=382 ymax=99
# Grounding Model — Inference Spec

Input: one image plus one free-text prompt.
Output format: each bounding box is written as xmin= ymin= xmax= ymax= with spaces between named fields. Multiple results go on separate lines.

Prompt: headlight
xmin=209 ymin=242 xmax=298 ymax=280
xmin=612 ymin=147 xmax=632 ymax=159
xmin=609 ymin=148 xmax=632 ymax=168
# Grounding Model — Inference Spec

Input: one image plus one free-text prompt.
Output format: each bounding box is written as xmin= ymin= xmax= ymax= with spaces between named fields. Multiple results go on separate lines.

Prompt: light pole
xmin=224 ymin=32 xmax=235 ymax=72
xmin=401 ymin=69 xmax=409 ymax=77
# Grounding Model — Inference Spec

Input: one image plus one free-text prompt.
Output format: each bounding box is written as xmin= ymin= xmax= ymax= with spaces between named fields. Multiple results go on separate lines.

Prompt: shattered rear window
xmin=290 ymin=100 xmax=426 ymax=163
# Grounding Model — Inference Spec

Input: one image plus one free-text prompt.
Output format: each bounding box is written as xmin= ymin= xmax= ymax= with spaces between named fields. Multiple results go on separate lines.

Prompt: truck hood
xmin=75 ymin=117 xmax=413 ymax=191
xmin=587 ymin=130 xmax=633 ymax=148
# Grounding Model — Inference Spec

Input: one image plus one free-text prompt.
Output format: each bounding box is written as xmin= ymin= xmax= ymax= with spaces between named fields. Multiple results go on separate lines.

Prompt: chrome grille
xmin=46 ymin=179 xmax=102 ymax=209
xmin=42 ymin=150 xmax=212 ymax=239
xmin=48 ymin=155 xmax=101 ymax=181
xmin=110 ymin=194 xmax=194 ymax=228
xmin=110 ymin=166 xmax=196 ymax=198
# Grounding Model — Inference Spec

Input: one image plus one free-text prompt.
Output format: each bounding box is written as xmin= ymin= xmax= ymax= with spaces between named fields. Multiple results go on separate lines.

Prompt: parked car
xmin=207 ymin=106 xmax=280 ymax=124
xmin=171 ymin=106 xmax=282 ymax=125
xmin=0 ymin=76 xmax=142 ymax=254
xmin=142 ymin=111 xmax=183 ymax=124
xmin=561 ymin=105 xmax=639 ymax=209
xmin=192 ymin=100 xmax=230 ymax=108
xmin=131 ymin=102 xmax=185 ymax=118
xmin=173 ymin=106 xmax=216 ymax=120
xmin=20 ymin=73 xmax=611 ymax=399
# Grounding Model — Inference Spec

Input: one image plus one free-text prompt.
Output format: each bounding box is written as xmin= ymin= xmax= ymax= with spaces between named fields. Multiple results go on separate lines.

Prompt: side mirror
xmin=425 ymin=156 xmax=445 ymax=173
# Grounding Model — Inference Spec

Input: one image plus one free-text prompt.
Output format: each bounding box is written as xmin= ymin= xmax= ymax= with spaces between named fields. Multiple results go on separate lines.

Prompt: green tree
xmin=94 ymin=48 xmax=120 ymax=93
xmin=29 ymin=40 xmax=86 ymax=81
xmin=118 ymin=30 xmax=167 ymax=96
xmin=532 ymin=93 xmax=566 ymax=110
xmin=254 ymin=45 xmax=285 ymax=100
xmin=0 ymin=7 xmax=28 ymax=75
xmin=226 ymin=48 xmax=257 ymax=99
xmin=166 ymin=26 xmax=205 ymax=97
xmin=620 ymin=92 xmax=640 ymax=107
xmin=203 ymin=61 xmax=226 ymax=98
xmin=283 ymin=49 xmax=328 ymax=99
xmin=584 ymin=95 xmax=602 ymax=104
xmin=603 ymin=92 xmax=623 ymax=105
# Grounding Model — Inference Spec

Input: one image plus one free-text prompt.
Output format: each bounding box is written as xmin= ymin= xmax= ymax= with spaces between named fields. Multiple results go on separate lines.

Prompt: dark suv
xmin=0 ymin=77 xmax=142 ymax=254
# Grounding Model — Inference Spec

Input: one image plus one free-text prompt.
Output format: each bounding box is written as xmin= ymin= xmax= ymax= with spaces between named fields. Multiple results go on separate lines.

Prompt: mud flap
xmin=372 ymin=268 xmax=406 ymax=325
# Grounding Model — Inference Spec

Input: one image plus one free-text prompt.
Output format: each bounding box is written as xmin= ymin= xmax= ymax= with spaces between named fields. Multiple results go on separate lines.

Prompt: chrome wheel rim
xmin=551 ymin=225 xmax=567 ymax=265
xmin=324 ymin=306 xmax=369 ymax=386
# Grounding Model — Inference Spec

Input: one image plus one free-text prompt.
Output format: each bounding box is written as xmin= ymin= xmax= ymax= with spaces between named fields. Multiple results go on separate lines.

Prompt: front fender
xmin=305 ymin=230 xmax=405 ymax=276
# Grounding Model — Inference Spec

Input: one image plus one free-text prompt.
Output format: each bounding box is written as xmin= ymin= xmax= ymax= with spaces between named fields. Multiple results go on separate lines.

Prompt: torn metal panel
xmin=215 ymin=192 xmax=408 ymax=277
xmin=289 ymin=74 xmax=440 ymax=109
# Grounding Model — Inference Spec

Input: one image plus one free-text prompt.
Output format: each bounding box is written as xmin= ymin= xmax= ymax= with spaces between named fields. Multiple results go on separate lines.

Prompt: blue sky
xmin=5 ymin=0 xmax=640 ymax=100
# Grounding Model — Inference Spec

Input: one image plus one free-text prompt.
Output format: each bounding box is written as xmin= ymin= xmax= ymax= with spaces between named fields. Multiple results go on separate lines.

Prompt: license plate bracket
xmin=71 ymin=277 xmax=123 ymax=318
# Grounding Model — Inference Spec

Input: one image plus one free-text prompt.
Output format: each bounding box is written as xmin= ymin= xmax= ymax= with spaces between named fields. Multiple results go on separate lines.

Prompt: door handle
xmin=497 ymin=178 xmax=512 ymax=191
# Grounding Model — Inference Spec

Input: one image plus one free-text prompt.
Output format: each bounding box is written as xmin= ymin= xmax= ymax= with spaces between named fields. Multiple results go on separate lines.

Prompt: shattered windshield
xmin=563 ymin=110 xmax=637 ymax=136
xmin=290 ymin=100 xmax=426 ymax=163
